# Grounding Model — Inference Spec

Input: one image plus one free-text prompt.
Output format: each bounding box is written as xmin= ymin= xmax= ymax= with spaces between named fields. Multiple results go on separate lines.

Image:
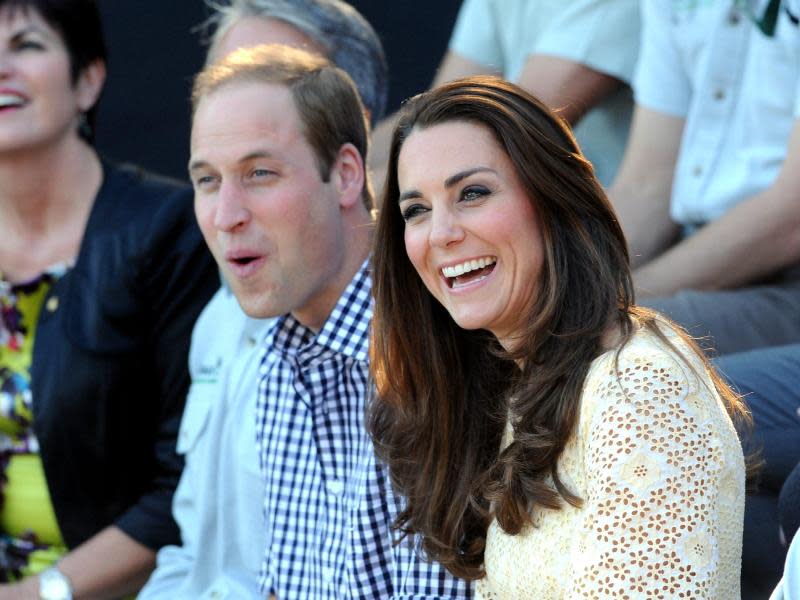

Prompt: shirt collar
xmin=265 ymin=258 xmax=372 ymax=364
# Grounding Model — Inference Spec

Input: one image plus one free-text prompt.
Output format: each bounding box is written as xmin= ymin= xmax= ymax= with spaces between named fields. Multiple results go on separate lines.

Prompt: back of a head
xmin=204 ymin=0 xmax=387 ymax=121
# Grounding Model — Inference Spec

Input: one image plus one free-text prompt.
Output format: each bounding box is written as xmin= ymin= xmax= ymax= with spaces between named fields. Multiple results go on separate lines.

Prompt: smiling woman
xmin=397 ymin=121 xmax=544 ymax=348
xmin=369 ymin=76 xmax=753 ymax=599
xmin=0 ymin=1 xmax=218 ymax=598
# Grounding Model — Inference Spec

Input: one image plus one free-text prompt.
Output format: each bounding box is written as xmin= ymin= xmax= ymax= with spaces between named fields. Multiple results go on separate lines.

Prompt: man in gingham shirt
xmin=189 ymin=43 xmax=470 ymax=599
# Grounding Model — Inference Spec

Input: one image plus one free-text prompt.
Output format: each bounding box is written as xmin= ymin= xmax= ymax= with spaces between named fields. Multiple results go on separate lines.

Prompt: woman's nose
xmin=428 ymin=207 xmax=465 ymax=248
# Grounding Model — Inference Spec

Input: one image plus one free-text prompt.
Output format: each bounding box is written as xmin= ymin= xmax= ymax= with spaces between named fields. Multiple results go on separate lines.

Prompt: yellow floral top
xmin=0 ymin=269 xmax=67 ymax=581
xmin=476 ymin=325 xmax=745 ymax=600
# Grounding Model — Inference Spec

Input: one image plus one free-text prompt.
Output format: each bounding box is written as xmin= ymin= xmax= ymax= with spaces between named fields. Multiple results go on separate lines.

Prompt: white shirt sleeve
xmin=448 ymin=0 xmax=504 ymax=71
xmin=634 ymin=0 xmax=692 ymax=117
xmin=534 ymin=0 xmax=641 ymax=83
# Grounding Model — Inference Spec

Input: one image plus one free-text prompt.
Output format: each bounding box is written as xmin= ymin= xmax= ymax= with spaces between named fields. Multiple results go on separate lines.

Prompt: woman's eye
xmin=400 ymin=204 xmax=428 ymax=222
xmin=252 ymin=168 xmax=275 ymax=178
xmin=13 ymin=39 xmax=44 ymax=51
xmin=461 ymin=186 xmax=490 ymax=202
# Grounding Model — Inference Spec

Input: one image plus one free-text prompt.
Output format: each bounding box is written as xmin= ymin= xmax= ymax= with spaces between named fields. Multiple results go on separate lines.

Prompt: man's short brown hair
xmin=192 ymin=44 xmax=373 ymax=209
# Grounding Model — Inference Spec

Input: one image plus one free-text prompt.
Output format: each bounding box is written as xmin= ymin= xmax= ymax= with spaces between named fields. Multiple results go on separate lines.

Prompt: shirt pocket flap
xmin=177 ymin=382 xmax=214 ymax=454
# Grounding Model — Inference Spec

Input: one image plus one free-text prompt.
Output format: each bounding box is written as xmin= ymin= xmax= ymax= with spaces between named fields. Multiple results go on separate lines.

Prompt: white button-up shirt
xmin=140 ymin=288 xmax=272 ymax=599
xmin=635 ymin=0 xmax=800 ymax=225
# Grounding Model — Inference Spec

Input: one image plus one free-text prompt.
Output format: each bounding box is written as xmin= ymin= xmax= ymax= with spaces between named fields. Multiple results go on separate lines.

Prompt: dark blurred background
xmin=95 ymin=1 xmax=463 ymax=181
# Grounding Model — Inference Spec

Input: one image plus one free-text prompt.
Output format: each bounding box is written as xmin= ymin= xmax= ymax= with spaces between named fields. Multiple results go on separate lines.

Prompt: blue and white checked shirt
xmin=256 ymin=259 xmax=471 ymax=599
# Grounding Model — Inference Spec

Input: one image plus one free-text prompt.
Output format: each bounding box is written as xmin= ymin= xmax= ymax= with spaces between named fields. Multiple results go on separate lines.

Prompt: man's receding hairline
xmin=195 ymin=74 xmax=293 ymax=107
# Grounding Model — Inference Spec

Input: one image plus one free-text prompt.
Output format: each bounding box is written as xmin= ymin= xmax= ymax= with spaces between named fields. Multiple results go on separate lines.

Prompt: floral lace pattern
xmin=476 ymin=326 xmax=745 ymax=599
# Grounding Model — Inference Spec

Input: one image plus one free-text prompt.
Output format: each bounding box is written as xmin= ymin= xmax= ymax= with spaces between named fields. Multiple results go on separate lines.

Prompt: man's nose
xmin=214 ymin=181 xmax=251 ymax=231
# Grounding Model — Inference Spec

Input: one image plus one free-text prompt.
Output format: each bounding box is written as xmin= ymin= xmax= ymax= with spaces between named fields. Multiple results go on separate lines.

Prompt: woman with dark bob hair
xmin=0 ymin=0 xmax=217 ymax=597
xmin=369 ymin=76 xmax=750 ymax=598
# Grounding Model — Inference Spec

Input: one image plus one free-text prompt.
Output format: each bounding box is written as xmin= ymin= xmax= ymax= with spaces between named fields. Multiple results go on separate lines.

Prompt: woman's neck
xmin=0 ymin=137 xmax=102 ymax=282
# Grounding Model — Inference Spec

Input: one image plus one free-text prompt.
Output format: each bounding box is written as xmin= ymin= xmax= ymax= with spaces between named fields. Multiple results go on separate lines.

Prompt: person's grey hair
xmin=203 ymin=0 xmax=388 ymax=122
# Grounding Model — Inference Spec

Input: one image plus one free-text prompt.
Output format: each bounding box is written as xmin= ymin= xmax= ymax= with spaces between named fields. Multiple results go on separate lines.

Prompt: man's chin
xmin=232 ymin=290 xmax=283 ymax=320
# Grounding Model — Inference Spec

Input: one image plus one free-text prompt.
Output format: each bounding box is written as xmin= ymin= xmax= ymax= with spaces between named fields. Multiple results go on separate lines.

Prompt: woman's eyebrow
xmin=10 ymin=25 xmax=47 ymax=40
xmin=444 ymin=166 xmax=496 ymax=189
xmin=398 ymin=189 xmax=422 ymax=203
xmin=399 ymin=166 xmax=497 ymax=203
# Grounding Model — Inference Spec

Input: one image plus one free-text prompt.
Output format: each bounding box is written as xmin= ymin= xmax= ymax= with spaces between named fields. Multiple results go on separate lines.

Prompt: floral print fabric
xmin=0 ymin=269 xmax=67 ymax=581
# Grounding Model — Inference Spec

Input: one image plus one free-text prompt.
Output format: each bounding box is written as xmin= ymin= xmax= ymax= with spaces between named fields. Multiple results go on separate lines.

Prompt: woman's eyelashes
xmin=460 ymin=184 xmax=491 ymax=202
xmin=400 ymin=184 xmax=493 ymax=223
xmin=400 ymin=203 xmax=428 ymax=222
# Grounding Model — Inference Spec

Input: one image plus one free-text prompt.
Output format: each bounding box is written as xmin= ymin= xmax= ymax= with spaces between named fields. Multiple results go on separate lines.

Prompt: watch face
xmin=40 ymin=568 xmax=72 ymax=600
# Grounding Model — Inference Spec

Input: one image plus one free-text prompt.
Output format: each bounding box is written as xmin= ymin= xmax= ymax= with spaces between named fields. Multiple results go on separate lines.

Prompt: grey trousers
xmin=642 ymin=282 xmax=800 ymax=356
xmin=715 ymin=344 xmax=800 ymax=599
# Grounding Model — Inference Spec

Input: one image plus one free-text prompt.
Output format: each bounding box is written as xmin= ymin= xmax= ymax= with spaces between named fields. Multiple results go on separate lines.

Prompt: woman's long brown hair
xmin=368 ymin=76 xmax=753 ymax=580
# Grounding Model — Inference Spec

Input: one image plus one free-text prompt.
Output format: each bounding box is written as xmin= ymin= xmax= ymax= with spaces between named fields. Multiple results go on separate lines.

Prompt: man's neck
xmin=291 ymin=213 xmax=373 ymax=332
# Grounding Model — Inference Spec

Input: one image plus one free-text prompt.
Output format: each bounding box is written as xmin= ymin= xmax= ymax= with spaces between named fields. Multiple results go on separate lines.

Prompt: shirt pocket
xmin=177 ymin=381 xmax=213 ymax=455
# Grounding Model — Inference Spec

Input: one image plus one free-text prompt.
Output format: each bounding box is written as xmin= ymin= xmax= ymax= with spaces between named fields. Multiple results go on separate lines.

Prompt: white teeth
xmin=441 ymin=257 xmax=496 ymax=278
xmin=0 ymin=94 xmax=25 ymax=108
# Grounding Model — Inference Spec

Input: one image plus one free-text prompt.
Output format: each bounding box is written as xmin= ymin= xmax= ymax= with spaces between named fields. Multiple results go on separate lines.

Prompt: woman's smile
xmin=440 ymin=255 xmax=497 ymax=288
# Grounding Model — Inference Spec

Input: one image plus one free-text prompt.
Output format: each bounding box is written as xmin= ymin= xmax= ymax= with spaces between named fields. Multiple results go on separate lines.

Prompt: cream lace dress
xmin=475 ymin=326 xmax=745 ymax=599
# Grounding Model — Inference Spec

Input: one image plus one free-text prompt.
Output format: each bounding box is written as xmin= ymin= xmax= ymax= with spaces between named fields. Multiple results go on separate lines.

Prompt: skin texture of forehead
xmin=191 ymin=80 xmax=305 ymax=164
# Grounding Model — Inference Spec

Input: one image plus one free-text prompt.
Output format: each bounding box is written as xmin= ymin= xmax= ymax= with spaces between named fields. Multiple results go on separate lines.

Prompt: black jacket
xmin=30 ymin=163 xmax=219 ymax=550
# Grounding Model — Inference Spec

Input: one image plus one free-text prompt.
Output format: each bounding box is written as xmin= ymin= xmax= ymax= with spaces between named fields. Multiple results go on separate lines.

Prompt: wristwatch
xmin=39 ymin=566 xmax=73 ymax=600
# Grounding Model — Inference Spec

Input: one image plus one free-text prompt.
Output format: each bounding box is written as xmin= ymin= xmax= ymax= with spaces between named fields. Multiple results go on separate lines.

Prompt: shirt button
xmin=713 ymin=88 xmax=726 ymax=101
xmin=46 ymin=296 xmax=59 ymax=312
xmin=326 ymin=479 xmax=344 ymax=497
xmin=247 ymin=336 xmax=257 ymax=347
xmin=692 ymin=165 xmax=703 ymax=177
xmin=728 ymin=10 xmax=741 ymax=25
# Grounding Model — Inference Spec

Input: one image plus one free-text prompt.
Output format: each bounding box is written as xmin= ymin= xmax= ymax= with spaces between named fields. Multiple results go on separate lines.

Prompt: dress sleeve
xmin=566 ymin=346 xmax=744 ymax=598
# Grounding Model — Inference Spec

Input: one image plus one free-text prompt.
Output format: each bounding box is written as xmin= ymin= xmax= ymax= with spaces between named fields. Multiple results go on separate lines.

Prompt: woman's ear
xmin=332 ymin=142 xmax=366 ymax=211
xmin=76 ymin=58 xmax=106 ymax=112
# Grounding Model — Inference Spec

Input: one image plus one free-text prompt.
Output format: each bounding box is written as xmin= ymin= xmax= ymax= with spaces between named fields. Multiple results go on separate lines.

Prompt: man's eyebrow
xmin=188 ymin=150 xmax=276 ymax=173
xmin=398 ymin=167 xmax=497 ymax=203
xmin=239 ymin=151 xmax=273 ymax=162
xmin=188 ymin=159 xmax=208 ymax=173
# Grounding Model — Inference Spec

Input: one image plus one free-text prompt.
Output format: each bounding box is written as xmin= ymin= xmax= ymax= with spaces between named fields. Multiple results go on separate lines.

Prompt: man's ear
xmin=331 ymin=143 xmax=366 ymax=210
xmin=76 ymin=58 xmax=106 ymax=112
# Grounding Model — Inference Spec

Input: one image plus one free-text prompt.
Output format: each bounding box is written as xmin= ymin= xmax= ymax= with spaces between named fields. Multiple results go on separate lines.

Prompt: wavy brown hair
xmin=368 ymin=76 xmax=753 ymax=580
